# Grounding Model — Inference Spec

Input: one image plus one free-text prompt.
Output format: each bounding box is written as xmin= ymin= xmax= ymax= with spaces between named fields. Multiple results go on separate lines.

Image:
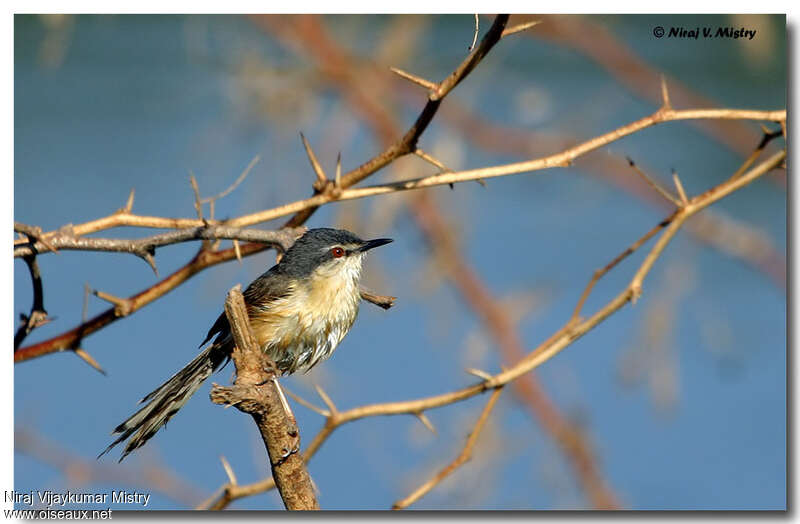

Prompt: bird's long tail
xmin=99 ymin=342 xmax=229 ymax=462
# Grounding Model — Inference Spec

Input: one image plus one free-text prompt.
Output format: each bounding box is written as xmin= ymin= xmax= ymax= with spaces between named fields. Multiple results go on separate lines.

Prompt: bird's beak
xmin=357 ymin=238 xmax=393 ymax=252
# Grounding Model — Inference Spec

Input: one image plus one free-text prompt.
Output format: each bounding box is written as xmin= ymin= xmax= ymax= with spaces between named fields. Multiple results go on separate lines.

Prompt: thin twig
xmin=392 ymin=386 xmax=504 ymax=509
xmin=570 ymin=215 xmax=674 ymax=323
xmin=189 ymin=174 xmax=204 ymax=221
xmin=201 ymin=155 xmax=260 ymax=204
xmin=626 ymin=157 xmax=681 ymax=207
xmin=414 ymin=148 xmax=451 ymax=173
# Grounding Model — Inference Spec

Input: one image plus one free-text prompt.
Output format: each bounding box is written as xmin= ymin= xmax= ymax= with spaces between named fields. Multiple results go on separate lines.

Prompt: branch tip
xmin=124 ymin=188 xmax=135 ymax=213
xmin=660 ymin=75 xmax=672 ymax=110
xmin=414 ymin=412 xmax=437 ymax=435
xmin=388 ymin=66 xmax=438 ymax=91
xmin=93 ymin=290 xmax=132 ymax=316
xmin=300 ymin=132 xmax=328 ymax=187
xmin=465 ymin=367 xmax=493 ymax=381
xmin=219 ymin=455 xmax=238 ymax=486
xmin=501 ymin=19 xmax=542 ymax=38
xmin=314 ymin=385 xmax=338 ymax=416
xmin=232 ymin=239 xmax=243 ymax=264
xmin=188 ymin=173 xmax=204 ymax=221
xmin=359 ymin=290 xmax=396 ymax=310
xmin=73 ymin=348 xmax=106 ymax=375
xmin=335 ymin=152 xmax=342 ymax=188
xmin=672 ymin=172 xmax=689 ymax=206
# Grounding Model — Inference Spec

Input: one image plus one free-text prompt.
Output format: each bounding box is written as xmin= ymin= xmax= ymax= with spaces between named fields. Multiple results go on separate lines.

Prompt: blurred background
xmin=14 ymin=14 xmax=786 ymax=510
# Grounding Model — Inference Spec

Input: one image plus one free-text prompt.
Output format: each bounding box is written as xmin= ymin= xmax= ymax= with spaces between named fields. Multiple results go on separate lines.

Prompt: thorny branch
xmin=22 ymin=107 xmax=782 ymax=251
xmin=202 ymin=148 xmax=784 ymax=510
xmin=14 ymin=224 xmax=300 ymax=272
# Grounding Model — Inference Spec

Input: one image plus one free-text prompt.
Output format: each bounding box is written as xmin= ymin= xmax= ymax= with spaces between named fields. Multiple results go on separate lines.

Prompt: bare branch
xmin=393 ymin=386 xmax=503 ymax=509
xmin=209 ymin=285 xmax=318 ymax=510
xmin=205 ymin=107 xmax=785 ymax=231
xmin=14 ymin=225 xmax=301 ymax=260
xmin=14 ymin=255 xmax=50 ymax=350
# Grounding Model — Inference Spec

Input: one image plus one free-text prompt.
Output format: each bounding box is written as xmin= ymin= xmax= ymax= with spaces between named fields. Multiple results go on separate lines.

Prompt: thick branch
xmin=210 ymin=286 xmax=318 ymax=511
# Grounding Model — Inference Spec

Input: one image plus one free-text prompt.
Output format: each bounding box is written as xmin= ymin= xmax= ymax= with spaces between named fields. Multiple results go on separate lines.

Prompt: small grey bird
xmin=100 ymin=228 xmax=392 ymax=461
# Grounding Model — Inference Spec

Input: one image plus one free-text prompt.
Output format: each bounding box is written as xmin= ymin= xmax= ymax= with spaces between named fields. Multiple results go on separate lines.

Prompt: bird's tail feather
xmin=99 ymin=342 xmax=229 ymax=462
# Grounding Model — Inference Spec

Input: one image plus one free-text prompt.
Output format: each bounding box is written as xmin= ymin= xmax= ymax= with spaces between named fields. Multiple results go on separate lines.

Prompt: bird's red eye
xmin=331 ymin=247 xmax=345 ymax=258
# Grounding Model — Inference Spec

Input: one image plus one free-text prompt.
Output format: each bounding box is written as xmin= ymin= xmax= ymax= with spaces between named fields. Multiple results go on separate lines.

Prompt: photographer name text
xmin=666 ymin=26 xmax=756 ymax=40
xmin=5 ymin=490 xmax=149 ymax=507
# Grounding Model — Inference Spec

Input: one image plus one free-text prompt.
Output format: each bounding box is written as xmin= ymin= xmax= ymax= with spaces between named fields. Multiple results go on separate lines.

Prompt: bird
xmin=100 ymin=227 xmax=393 ymax=461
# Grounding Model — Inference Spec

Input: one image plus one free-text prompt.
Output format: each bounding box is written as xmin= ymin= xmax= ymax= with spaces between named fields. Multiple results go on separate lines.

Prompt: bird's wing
xmin=198 ymin=265 xmax=294 ymax=348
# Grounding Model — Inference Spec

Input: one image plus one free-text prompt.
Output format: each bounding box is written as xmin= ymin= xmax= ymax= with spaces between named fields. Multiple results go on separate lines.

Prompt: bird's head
xmin=279 ymin=228 xmax=393 ymax=281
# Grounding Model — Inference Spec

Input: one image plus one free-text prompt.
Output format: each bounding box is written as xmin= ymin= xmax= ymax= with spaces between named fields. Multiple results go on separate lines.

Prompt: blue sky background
xmin=14 ymin=14 xmax=786 ymax=510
